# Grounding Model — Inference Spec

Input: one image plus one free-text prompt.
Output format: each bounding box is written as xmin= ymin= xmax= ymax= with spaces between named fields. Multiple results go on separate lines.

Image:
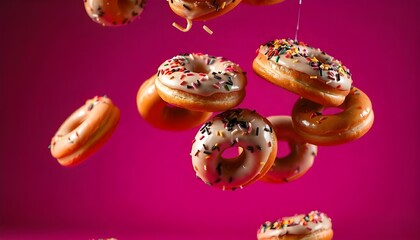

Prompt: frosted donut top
xmin=157 ymin=53 xmax=246 ymax=96
xmin=257 ymin=211 xmax=332 ymax=238
xmin=257 ymin=38 xmax=352 ymax=91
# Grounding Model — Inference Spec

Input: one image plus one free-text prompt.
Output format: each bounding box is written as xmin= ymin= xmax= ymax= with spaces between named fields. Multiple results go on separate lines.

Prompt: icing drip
xmin=295 ymin=0 xmax=303 ymax=41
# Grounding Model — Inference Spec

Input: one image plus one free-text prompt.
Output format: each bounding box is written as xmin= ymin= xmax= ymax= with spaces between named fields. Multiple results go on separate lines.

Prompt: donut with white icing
xmin=168 ymin=0 xmax=242 ymax=32
xmin=50 ymin=96 xmax=120 ymax=167
xmin=292 ymin=87 xmax=374 ymax=146
xmin=136 ymin=75 xmax=212 ymax=131
xmin=261 ymin=116 xmax=317 ymax=184
xmin=243 ymin=0 xmax=285 ymax=6
xmin=84 ymin=0 xmax=146 ymax=26
xmin=257 ymin=211 xmax=333 ymax=240
xmin=156 ymin=53 xmax=247 ymax=112
xmin=191 ymin=109 xmax=277 ymax=190
xmin=253 ymin=38 xmax=353 ymax=107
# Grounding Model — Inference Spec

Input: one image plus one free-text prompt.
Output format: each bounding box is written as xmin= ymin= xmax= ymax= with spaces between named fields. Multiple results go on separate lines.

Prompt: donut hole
xmin=191 ymin=63 xmax=210 ymax=74
xmin=276 ymin=140 xmax=292 ymax=158
xmin=62 ymin=114 xmax=87 ymax=135
xmin=222 ymin=147 xmax=243 ymax=160
xmin=322 ymin=107 xmax=344 ymax=116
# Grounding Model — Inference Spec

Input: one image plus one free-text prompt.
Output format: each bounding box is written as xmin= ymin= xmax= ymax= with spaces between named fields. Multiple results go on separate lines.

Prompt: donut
xmin=168 ymin=0 xmax=242 ymax=32
xmin=191 ymin=109 xmax=277 ymax=190
xmin=155 ymin=53 xmax=247 ymax=112
xmin=243 ymin=0 xmax=285 ymax=6
xmin=257 ymin=211 xmax=333 ymax=240
xmin=253 ymin=38 xmax=353 ymax=107
xmin=84 ymin=0 xmax=146 ymax=26
xmin=136 ymin=75 xmax=212 ymax=131
xmin=261 ymin=116 xmax=317 ymax=184
xmin=292 ymin=87 xmax=374 ymax=146
xmin=50 ymin=96 xmax=120 ymax=167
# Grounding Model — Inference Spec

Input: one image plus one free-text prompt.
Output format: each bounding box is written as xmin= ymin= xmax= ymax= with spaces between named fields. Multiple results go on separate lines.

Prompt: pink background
xmin=1 ymin=0 xmax=419 ymax=239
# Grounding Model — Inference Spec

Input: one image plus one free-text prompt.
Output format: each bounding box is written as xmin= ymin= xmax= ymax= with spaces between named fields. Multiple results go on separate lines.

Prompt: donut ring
xmin=84 ymin=0 xmax=146 ymax=26
xmin=243 ymin=0 xmax=285 ymax=6
xmin=261 ymin=116 xmax=317 ymax=184
xmin=292 ymin=87 xmax=374 ymax=146
xmin=156 ymin=53 xmax=247 ymax=112
xmin=136 ymin=75 xmax=212 ymax=131
xmin=191 ymin=109 xmax=277 ymax=190
xmin=257 ymin=211 xmax=333 ymax=240
xmin=253 ymin=38 xmax=353 ymax=107
xmin=169 ymin=0 xmax=242 ymax=32
xmin=50 ymin=96 xmax=120 ymax=167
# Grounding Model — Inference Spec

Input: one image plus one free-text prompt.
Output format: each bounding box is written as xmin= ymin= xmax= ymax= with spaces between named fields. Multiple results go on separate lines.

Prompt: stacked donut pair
xmin=253 ymin=38 xmax=374 ymax=146
xmin=136 ymin=53 xmax=247 ymax=130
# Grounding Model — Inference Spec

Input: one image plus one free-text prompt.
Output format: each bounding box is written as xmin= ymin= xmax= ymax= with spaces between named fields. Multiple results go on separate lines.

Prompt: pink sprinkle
xmin=187 ymin=73 xmax=194 ymax=76
xmin=212 ymin=84 xmax=220 ymax=89
xmin=200 ymin=135 xmax=205 ymax=140
xmin=180 ymin=80 xmax=187 ymax=86
xmin=180 ymin=74 xmax=186 ymax=80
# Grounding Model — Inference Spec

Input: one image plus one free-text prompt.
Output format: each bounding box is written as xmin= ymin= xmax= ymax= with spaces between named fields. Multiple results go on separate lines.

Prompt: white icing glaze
xmin=168 ymin=0 xmax=237 ymax=19
xmin=263 ymin=116 xmax=317 ymax=183
xmin=257 ymin=211 xmax=332 ymax=239
xmin=258 ymin=38 xmax=352 ymax=91
xmin=191 ymin=109 xmax=276 ymax=190
xmin=157 ymin=53 xmax=246 ymax=96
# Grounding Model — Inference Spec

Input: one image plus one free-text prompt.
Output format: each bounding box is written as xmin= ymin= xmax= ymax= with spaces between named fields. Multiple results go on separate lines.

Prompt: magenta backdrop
xmin=1 ymin=0 xmax=419 ymax=239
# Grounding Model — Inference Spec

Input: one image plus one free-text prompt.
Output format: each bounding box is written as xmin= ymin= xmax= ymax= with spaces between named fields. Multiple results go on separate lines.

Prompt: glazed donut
xmin=136 ymin=75 xmax=212 ymax=131
xmin=168 ymin=0 xmax=242 ymax=32
xmin=253 ymin=38 xmax=353 ymax=107
xmin=292 ymin=87 xmax=374 ymax=146
xmin=191 ymin=109 xmax=277 ymax=190
xmin=156 ymin=53 xmax=247 ymax=112
xmin=243 ymin=0 xmax=285 ymax=6
xmin=84 ymin=0 xmax=146 ymax=26
xmin=50 ymin=96 xmax=120 ymax=167
xmin=261 ymin=116 xmax=317 ymax=184
xmin=257 ymin=211 xmax=333 ymax=240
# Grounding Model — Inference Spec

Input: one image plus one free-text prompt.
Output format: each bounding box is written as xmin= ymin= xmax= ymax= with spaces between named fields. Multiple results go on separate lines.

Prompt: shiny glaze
xmin=292 ymin=87 xmax=374 ymax=145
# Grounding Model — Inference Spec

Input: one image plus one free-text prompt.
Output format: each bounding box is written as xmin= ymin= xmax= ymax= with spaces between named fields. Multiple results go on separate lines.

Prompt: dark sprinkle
xmin=203 ymin=151 xmax=212 ymax=155
xmin=182 ymin=4 xmax=191 ymax=11
xmin=216 ymin=162 xmax=222 ymax=176
xmin=246 ymin=146 xmax=254 ymax=153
